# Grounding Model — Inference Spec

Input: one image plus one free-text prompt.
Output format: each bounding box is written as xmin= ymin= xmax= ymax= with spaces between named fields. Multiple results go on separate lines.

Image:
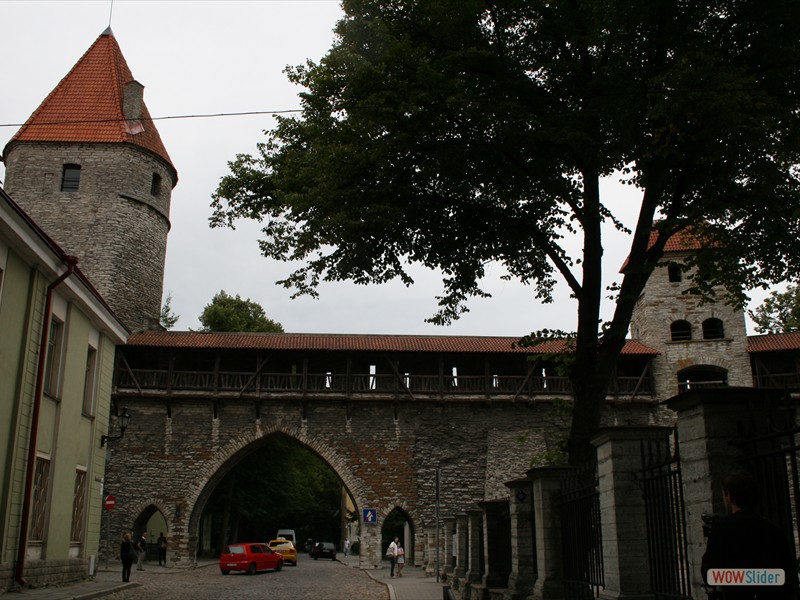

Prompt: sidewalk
xmin=340 ymin=554 xmax=448 ymax=600
xmin=3 ymin=561 xmax=217 ymax=600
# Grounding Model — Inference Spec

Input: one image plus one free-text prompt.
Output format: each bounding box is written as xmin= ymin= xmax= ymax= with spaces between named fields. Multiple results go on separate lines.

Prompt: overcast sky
xmin=0 ymin=1 xmax=773 ymax=336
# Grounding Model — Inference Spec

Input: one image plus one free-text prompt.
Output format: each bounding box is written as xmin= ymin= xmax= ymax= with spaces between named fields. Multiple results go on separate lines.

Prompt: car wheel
xmin=247 ymin=562 xmax=257 ymax=575
xmin=331 ymin=555 xmax=336 ymax=560
xmin=275 ymin=560 xmax=283 ymax=572
xmin=220 ymin=570 xmax=230 ymax=575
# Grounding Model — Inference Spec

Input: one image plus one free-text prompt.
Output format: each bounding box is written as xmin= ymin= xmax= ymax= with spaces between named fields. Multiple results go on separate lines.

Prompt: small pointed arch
xmin=130 ymin=502 xmax=170 ymax=563
xmin=670 ymin=320 xmax=692 ymax=341
xmin=381 ymin=506 xmax=415 ymax=566
xmin=702 ymin=318 xmax=725 ymax=340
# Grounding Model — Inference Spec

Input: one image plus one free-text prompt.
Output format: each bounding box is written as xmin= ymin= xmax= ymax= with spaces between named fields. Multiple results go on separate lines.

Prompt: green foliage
xmin=750 ymin=285 xmax=800 ymax=334
xmin=527 ymin=397 xmax=573 ymax=467
xmin=159 ymin=292 xmax=179 ymax=330
xmin=212 ymin=0 xmax=800 ymax=462
xmin=199 ymin=290 xmax=284 ymax=333
xmin=204 ymin=435 xmax=343 ymax=545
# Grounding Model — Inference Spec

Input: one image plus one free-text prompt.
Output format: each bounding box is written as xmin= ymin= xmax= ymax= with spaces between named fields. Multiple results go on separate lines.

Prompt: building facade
xmin=0 ymin=186 xmax=128 ymax=589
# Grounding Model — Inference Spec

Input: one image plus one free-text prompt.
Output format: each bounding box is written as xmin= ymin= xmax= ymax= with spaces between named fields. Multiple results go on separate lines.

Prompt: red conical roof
xmin=5 ymin=28 xmax=176 ymax=181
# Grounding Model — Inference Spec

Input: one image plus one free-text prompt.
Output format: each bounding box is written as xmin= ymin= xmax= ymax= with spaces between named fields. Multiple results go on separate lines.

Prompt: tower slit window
xmin=150 ymin=173 xmax=161 ymax=196
xmin=61 ymin=164 xmax=81 ymax=192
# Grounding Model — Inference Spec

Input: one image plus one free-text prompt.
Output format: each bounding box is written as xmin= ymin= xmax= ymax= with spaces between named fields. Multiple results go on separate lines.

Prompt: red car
xmin=219 ymin=543 xmax=284 ymax=575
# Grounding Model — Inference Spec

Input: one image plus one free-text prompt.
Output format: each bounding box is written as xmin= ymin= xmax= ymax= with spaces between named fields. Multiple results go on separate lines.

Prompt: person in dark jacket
xmin=702 ymin=471 xmax=798 ymax=600
xmin=120 ymin=533 xmax=135 ymax=582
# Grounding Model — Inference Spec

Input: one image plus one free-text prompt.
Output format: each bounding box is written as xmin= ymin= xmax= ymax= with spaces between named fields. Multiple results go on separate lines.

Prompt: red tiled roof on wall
xmin=127 ymin=331 xmax=659 ymax=355
xmin=5 ymin=28 xmax=176 ymax=179
xmin=747 ymin=332 xmax=800 ymax=353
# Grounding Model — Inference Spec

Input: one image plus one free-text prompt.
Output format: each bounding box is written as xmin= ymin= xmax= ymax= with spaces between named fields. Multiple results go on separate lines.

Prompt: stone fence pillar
xmin=455 ymin=514 xmax=469 ymax=580
xmin=529 ymin=466 xmax=572 ymax=600
xmin=466 ymin=508 xmax=484 ymax=585
xmin=504 ymin=476 xmax=536 ymax=600
xmin=443 ymin=516 xmax=456 ymax=580
xmin=667 ymin=388 xmax=792 ymax=600
xmin=591 ymin=426 xmax=672 ymax=600
xmin=479 ymin=499 xmax=512 ymax=590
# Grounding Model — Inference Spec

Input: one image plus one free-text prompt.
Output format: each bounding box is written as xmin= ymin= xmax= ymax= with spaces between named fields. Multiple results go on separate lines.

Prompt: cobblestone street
xmin=98 ymin=555 xmax=389 ymax=600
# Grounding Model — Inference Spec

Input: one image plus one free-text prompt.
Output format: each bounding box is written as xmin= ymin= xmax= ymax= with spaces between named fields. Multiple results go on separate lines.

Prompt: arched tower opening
xmin=677 ymin=365 xmax=728 ymax=392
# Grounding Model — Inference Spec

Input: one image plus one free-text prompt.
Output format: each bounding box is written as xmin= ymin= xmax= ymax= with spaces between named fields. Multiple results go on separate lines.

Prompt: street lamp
xmin=100 ymin=406 xmax=130 ymax=447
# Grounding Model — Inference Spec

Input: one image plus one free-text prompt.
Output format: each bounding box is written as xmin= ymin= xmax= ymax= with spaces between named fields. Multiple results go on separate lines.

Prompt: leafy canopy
xmin=750 ymin=285 xmax=800 ymax=334
xmin=199 ymin=290 xmax=284 ymax=333
xmin=212 ymin=0 xmax=800 ymax=462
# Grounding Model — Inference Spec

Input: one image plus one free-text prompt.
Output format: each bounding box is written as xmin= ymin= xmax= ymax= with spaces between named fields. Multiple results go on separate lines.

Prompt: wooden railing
xmin=114 ymin=369 xmax=654 ymax=399
xmin=752 ymin=373 xmax=800 ymax=389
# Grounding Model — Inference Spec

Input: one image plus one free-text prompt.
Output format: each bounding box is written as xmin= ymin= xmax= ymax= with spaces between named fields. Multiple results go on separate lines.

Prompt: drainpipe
xmin=15 ymin=256 xmax=78 ymax=586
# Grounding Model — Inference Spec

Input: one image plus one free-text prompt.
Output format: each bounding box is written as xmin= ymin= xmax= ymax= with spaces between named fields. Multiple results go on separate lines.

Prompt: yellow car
xmin=268 ymin=539 xmax=298 ymax=566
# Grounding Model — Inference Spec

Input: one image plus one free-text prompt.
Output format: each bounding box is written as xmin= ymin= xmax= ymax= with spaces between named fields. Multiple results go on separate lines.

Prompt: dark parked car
xmin=219 ymin=543 xmax=283 ymax=575
xmin=311 ymin=542 xmax=336 ymax=560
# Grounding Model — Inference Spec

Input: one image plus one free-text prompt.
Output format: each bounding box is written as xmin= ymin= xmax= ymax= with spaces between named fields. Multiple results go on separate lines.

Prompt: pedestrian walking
xmin=136 ymin=532 xmax=147 ymax=571
xmin=120 ymin=533 xmax=136 ymax=582
xmin=157 ymin=532 xmax=167 ymax=566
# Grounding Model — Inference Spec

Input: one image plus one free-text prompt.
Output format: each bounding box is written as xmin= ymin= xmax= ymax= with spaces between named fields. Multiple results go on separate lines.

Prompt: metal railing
xmin=639 ymin=430 xmax=692 ymax=600
xmin=557 ymin=460 xmax=604 ymax=600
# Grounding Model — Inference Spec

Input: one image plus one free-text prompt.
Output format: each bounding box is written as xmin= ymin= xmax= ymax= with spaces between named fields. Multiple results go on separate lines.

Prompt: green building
xmin=0 ymin=186 xmax=128 ymax=588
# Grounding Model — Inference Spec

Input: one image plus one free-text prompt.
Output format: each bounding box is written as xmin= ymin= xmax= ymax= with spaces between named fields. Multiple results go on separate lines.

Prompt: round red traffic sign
xmin=104 ymin=495 xmax=116 ymax=510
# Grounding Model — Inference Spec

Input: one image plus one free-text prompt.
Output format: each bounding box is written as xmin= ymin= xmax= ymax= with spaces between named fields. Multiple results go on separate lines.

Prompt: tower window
xmin=670 ymin=320 xmax=692 ymax=341
xmin=150 ymin=173 xmax=162 ymax=196
xmin=702 ymin=318 xmax=725 ymax=340
xmin=61 ymin=164 xmax=81 ymax=192
xmin=668 ymin=263 xmax=682 ymax=283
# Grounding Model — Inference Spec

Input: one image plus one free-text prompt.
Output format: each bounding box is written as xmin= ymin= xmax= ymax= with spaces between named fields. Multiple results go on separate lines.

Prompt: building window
xmin=70 ymin=469 xmax=87 ymax=544
xmin=83 ymin=345 xmax=98 ymax=416
xmin=44 ymin=318 xmax=65 ymax=398
xmin=668 ymin=263 xmax=682 ymax=283
xmin=670 ymin=320 xmax=692 ymax=341
xmin=30 ymin=456 xmax=51 ymax=541
xmin=61 ymin=164 xmax=81 ymax=192
xmin=703 ymin=318 xmax=725 ymax=340
xmin=150 ymin=173 xmax=162 ymax=196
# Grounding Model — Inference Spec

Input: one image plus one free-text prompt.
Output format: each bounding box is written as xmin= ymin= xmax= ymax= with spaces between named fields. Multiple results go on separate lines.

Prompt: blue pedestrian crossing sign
xmin=362 ymin=508 xmax=377 ymax=524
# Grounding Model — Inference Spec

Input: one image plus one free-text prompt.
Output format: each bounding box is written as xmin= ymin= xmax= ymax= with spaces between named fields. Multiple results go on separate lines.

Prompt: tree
xmin=750 ymin=285 xmax=800 ymax=334
xmin=199 ymin=290 xmax=284 ymax=333
xmin=160 ymin=292 xmax=179 ymax=330
xmin=211 ymin=0 xmax=800 ymax=464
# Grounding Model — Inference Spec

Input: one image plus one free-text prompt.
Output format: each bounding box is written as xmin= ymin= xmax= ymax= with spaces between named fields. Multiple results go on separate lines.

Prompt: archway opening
xmin=381 ymin=507 xmax=414 ymax=566
xmin=196 ymin=433 xmax=356 ymax=559
xmin=677 ymin=365 xmax=728 ymax=392
xmin=132 ymin=505 xmax=168 ymax=564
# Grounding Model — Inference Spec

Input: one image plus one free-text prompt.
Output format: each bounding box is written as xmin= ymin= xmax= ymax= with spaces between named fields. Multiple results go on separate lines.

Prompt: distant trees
xmin=199 ymin=290 xmax=284 ymax=333
xmin=160 ymin=292 xmax=179 ymax=330
xmin=750 ymin=285 xmax=800 ymax=334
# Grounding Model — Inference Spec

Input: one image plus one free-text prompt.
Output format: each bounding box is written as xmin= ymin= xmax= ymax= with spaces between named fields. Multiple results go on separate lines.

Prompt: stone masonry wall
xmin=102 ymin=395 xmax=662 ymax=569
xmin=4 ymin=142 xmax=174 ymax=332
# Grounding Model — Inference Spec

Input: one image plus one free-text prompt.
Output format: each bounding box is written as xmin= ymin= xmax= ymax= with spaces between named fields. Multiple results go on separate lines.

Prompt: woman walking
xmin=120 ymin=533 xmax=135 ymax=582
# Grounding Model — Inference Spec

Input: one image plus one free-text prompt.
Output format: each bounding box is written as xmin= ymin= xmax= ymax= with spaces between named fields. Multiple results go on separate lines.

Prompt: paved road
xmin=100 ymin=554 xmax=389 ymax=600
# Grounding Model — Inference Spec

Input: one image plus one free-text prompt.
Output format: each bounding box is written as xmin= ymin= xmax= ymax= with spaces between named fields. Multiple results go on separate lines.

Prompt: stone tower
xmin=629 ymin=228 xmax=752 ymax=399
xmin=2 ymin=28 xmax=177 ymax=332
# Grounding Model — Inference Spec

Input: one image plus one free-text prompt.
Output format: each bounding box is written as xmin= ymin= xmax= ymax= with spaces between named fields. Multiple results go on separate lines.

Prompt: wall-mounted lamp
xmin=100 ymin=406 xmax=131 ymax=447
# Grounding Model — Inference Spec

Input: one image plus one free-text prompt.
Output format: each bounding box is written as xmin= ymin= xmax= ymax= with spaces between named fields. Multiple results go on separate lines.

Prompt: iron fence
xmin=733 ymin=425 xmax=800 ymax=562
xmin=557 ymin=460 xmax=604 ymax=600
xmin=639 ymin=429 xmax=692 ymax=600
